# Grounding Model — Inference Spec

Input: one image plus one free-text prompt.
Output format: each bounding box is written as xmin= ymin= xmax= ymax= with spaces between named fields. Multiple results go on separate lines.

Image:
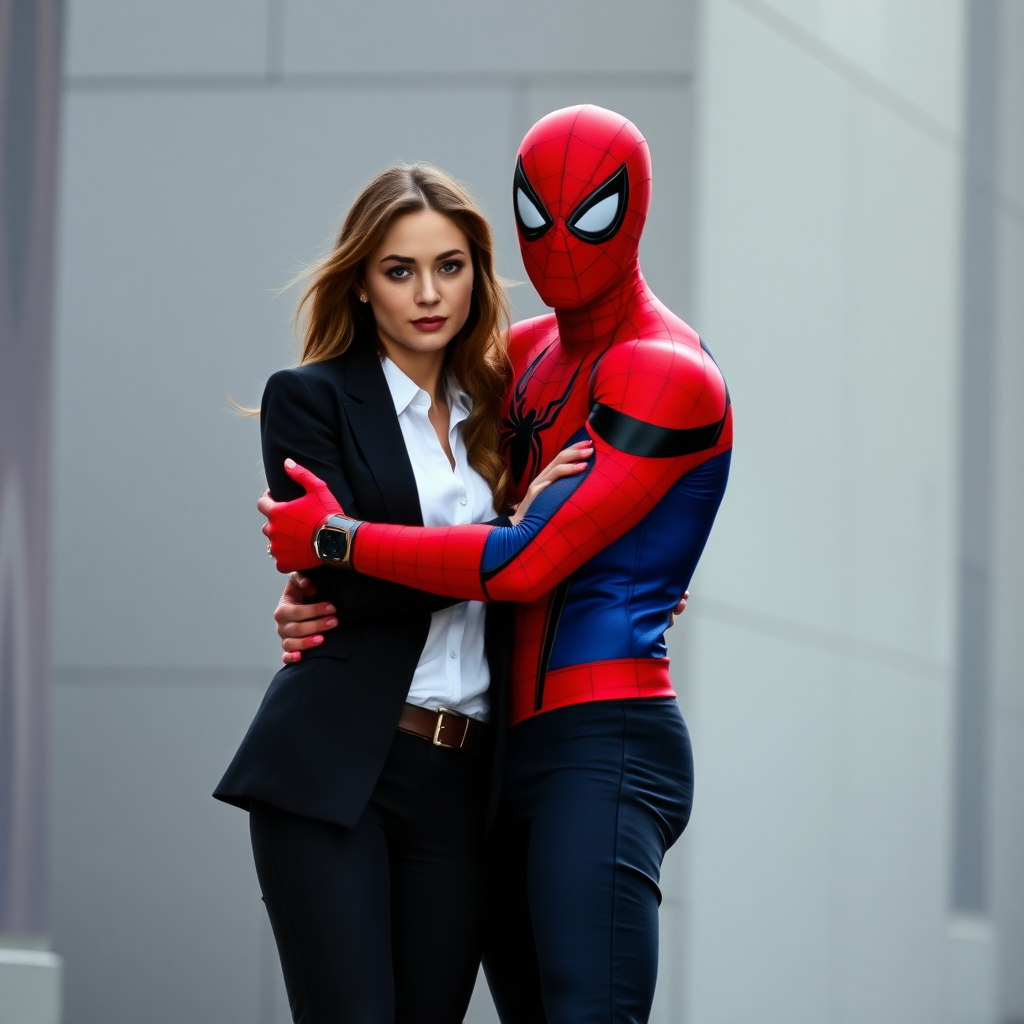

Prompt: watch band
xmin=313 ymin=515 xmax=363 ymax=569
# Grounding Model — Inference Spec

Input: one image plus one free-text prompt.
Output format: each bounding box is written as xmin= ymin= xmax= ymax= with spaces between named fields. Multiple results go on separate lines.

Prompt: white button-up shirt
xmin=381 ymin=357 xmax=494 ymax=721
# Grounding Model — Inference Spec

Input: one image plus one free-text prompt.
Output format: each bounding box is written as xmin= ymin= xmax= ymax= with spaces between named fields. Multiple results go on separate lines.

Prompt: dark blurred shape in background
xmin=0 ymin=0 xmax=62 ymax=1021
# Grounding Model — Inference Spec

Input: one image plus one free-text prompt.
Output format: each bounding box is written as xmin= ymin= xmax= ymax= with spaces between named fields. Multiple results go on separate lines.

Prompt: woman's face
xmin=360 ymin=209 xmax=475 ymax=359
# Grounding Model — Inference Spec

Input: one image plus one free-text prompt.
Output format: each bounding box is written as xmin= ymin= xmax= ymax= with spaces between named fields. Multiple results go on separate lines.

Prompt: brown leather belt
xmin=398 ymin=703 xmax=481 ymax=752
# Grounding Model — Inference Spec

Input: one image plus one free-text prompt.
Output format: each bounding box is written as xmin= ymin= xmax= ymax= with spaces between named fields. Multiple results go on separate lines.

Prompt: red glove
xmin=259 ymin=459 xmax=344 ymax=573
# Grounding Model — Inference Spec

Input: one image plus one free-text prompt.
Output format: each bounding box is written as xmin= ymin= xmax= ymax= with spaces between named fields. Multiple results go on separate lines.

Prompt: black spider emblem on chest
xmin=501 ymin=348 xmax=586 ymax=485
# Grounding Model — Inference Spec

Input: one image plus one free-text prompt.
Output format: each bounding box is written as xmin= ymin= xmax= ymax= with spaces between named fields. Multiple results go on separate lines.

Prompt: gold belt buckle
xmin=432 ymin=707 xmax=470 ymax=749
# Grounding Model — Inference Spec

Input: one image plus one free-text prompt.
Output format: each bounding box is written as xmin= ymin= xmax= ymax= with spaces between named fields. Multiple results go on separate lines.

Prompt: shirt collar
xmin=380 ymin=356 xmax=423 ymax=417
xmin=381 ymin=356 xmax=472 ymax=424
xmin=448 ymin=383 xmax=471 ymax=426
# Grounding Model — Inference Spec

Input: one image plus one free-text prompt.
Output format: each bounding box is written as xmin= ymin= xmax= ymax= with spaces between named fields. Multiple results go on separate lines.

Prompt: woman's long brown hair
xmin=294 ymin=163 xmax=511 ymax=510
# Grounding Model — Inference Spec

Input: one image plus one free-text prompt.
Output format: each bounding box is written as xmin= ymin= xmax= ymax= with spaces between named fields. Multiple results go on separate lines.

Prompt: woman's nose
xmin=417 ymin=277 xmax=440 ymax=305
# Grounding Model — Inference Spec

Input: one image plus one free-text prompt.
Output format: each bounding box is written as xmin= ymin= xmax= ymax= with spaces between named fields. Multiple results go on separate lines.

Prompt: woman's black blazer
xmin=214 ymin=338 xmax=513 ymax=828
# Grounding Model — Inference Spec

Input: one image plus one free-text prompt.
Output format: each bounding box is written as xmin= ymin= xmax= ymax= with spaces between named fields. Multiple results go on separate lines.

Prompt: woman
xmin=214 ymin=163 xmax=589 ymax=1024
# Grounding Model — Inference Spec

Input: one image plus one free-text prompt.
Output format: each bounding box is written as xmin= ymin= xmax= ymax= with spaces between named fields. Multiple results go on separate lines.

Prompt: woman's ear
xmin=353 ymin=279 xmax=368 ymax=304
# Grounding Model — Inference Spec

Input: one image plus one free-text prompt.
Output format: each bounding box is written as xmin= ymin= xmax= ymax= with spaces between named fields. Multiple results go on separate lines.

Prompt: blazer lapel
xmin=342 ymin=339 xmax=424 ymax=527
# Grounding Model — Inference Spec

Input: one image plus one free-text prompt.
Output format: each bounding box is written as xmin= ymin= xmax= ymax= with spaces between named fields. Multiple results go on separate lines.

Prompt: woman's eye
xmin=386 ymin=266 xmax=411 ymax=279
xmin=439 ymin=261 xmax=463 ymax=274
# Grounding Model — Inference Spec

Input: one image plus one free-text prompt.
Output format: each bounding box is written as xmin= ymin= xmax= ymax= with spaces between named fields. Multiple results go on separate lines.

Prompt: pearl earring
xmin=360 ymin=294 xmax=368 ymax=303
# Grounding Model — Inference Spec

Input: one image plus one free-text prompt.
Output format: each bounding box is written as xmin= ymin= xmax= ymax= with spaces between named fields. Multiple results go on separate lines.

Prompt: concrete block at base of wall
xmin=946 ymin=916 xmax=997 ymax=1024
xmin=0 ymin=948 xmax=62 ymax=1024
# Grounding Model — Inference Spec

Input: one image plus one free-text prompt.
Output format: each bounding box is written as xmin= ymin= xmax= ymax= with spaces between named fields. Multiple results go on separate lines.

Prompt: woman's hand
xmin=668 ymin=591 xmax=690 ymax=628
xmin=275 ymin=573 xmax=339 ymax=664
xmin=258 ymin=459 xmax=344 ymax=573
xmin=510 ymin=441 xmax=594 ymax=526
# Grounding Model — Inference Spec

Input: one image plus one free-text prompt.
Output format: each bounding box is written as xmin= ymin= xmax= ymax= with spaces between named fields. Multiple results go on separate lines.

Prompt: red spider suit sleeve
xmin=319 ymin=339 xmax=732 ymax=604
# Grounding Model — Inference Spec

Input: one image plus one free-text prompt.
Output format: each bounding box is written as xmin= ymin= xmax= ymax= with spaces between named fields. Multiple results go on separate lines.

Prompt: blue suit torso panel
xmin=548 ymin=450 xmax=731 ymax=670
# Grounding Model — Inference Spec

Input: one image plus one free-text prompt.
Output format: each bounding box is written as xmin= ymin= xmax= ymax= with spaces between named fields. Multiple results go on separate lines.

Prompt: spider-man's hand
xmin=258 ymin=459 xmax=344 ymax=573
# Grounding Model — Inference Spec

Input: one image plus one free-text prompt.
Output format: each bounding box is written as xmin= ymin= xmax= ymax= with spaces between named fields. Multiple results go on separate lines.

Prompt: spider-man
xmin=262 ymin=106 xmax=732 ymax=1024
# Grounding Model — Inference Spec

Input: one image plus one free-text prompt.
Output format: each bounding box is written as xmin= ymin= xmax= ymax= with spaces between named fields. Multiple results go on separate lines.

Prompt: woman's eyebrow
xmin=379 ymin=249 xmax=466 ymax=265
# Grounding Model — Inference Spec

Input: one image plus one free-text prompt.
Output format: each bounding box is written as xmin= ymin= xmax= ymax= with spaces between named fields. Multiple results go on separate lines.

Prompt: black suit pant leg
xmin=482 ymin=699 xmax=693 ymax=1024
xmin=250 ymin=731 xmax=486 ymax=1024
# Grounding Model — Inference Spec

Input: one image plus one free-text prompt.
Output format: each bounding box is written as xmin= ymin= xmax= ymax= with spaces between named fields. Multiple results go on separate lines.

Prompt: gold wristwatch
xmin=313 ymin=515 xmax=362 ymax=569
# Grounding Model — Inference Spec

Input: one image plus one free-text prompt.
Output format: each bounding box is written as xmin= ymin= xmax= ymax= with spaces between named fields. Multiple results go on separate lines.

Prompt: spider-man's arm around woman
xmin=262 ymin=337 xmax=732 ymax=603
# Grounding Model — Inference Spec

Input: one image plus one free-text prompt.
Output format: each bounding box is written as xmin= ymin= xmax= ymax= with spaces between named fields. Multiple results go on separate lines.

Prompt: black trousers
xmin=483 ymin=699 xmax=693 ymax=1024
xmin=250 ymin=730 xmax=487 ymax=1024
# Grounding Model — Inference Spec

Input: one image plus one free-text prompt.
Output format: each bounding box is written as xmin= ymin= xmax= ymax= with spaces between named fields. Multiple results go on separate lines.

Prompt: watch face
xmin=317 ymin=528 xmax=349 ymax=562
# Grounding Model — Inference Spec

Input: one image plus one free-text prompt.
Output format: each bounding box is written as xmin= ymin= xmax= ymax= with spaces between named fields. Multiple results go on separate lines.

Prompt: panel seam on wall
xmin=53 ymin=665 xmax=272 ymax=688
xmin=64 ymin=71 xmax=693 ymax=95
xmin=727 ymin=0 xmax=959 ymax=151
xmin=952 ymin=0 xmax=1001 ymax=917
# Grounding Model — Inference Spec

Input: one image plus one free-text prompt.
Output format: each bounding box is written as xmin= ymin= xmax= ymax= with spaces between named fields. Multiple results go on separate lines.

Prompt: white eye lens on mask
xmin=566 ymin=164 xmax=629 ymax=244
xmin=516 ymin=189 xmax=547 ymax=230
xmin=571 ymin=194 xmax=619 ymax=235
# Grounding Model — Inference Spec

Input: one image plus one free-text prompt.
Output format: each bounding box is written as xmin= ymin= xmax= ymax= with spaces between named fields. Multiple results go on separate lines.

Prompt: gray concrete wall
xmin=51 ymin=3 xmax=698 ymax=1022
xmin=677 ymin=1 xmax=970 ymax=1021
xmin=50 ymin=3 xmax=1024 ymax=1024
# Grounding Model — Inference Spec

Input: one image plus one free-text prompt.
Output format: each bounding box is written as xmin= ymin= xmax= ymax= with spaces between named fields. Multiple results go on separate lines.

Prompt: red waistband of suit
xmin=510 ymin=658 xmax=675 ymax=727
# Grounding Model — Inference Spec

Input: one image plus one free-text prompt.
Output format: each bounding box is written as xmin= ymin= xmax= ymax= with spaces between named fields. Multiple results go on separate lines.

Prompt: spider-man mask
xmin=513 ymin=105 xmax=652 ymax=310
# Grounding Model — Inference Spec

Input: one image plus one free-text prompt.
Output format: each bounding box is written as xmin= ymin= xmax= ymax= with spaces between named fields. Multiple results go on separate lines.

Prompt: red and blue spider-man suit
xmin=264 ymin=106 xmax=732 ymax=1024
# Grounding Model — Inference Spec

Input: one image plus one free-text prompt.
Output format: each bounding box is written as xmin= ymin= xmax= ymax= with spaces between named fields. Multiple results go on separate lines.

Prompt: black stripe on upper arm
xmin=588 ymin=402 xmax=728 ymax=458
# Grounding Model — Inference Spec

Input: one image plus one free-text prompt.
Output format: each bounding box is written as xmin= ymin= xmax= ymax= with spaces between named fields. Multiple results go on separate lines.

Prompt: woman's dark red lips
xmin=412 ymin=316 xmax=446 ymax=323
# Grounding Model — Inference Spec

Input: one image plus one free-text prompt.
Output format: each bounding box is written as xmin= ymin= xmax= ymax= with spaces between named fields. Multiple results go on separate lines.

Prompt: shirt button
xmin=450 ymin=650 xmax=458 ymax=659
xmin=460 ymin=496 xmax=468 ymax=506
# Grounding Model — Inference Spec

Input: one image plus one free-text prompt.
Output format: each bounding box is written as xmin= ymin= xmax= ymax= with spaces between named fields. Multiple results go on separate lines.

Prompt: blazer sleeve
xmin=260 ymin=368 xmax=459 ymax=617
